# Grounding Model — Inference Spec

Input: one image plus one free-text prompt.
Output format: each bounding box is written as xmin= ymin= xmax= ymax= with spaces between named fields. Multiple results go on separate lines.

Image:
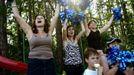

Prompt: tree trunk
xmin=0 ymin=0 xmax=11 ymax=74
xmin=0 ymin=0 xmax=7 ymax=55
xmin=55 ymin=18 xmax=63 ymax=75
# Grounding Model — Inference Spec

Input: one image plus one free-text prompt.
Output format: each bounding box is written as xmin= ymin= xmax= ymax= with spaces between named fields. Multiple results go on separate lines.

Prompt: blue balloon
xmin=112 ymin=7 xmax=122 ymax=21
xmin=78 ymin=12 xmax=85 ymax=21
xmin=58 ymin=0 xmax=90 ymax=25
xmin=107 ymin=46 xmax=134 ymax=72
xmin=71 ymin=12 xmax=85 ymax=25
xmin=59 ymin=8 xmax=85 ymax=25
xmin=65 ymin=9 xmax=76 ymax=21
xmin=59 ymin=11 xmax=66 ymax=22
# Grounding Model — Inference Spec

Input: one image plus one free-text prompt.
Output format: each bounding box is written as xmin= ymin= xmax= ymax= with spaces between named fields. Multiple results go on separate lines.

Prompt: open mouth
xmin=38 ymin=21 xmax=42 ymax=23
xmin=70 ymin=32 xmax=74 ymax=35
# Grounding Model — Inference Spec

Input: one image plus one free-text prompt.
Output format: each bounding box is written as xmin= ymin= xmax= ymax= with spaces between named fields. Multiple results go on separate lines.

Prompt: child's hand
xmin=99 ymin=66 xmax=103 ymax=73
xmin=94 ymin=64 xmax=100 ymax=69
xmin=94 ymin=64 xmax=103 ymax=75
xmin=98 ymin=66 xmax=103 ymax=75
xmin=97 ymin=50 xmax=104 ymax=56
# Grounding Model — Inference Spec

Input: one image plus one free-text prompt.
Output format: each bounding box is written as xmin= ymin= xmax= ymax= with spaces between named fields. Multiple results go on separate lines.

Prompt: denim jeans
xmin=27 ymin=58 xmax=56 ymax=75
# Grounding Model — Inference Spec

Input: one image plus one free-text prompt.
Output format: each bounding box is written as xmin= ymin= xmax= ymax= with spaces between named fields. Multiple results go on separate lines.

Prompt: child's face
xmin=88 ymin=21 xmax=97 ymax=29
xmin=109 ymin=41 xmax=120 ymax=48
xmin=85 ymin=54 xmax=99 ymax=69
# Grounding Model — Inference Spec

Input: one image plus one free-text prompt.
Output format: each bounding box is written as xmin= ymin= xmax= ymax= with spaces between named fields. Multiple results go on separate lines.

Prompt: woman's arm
xmin=62 ymin=19 xmax=68 ymax=41
xmin=76 ymin=21 xmax=85 ymax=41
xmin=12 ymin=0 xmax=32 ymax=40
xmin=49 ymin=4 xmax=59 ymax=35
xmin=99 ymin=15 xmax=114 ymax=34
xmin=84 ymin=19 xmax=90 ymax=36
xmin=108 ymin=64 xmax=118 ymax=75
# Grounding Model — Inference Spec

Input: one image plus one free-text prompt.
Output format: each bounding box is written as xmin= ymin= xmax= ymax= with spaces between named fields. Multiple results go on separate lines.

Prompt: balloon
xmin=112 ymin=7 xmax=122 ymax=21
xmin=107 ymin=46 xmax=134 ymax=72
xmin=65 ymin=9 xmax=76 ymax=21
xmin=59 ymin=11 xmax=66 ymax=22
xmin=58 ymin=0 xmax=90 ymax=25
xmin=59 ymin=9 xmax=85 ymax=25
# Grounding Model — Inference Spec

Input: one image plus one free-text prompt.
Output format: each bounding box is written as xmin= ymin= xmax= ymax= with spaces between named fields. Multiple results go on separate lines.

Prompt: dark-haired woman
xmin=62 ymin=19 xmax=85 ymax=75
xmin=12 ymin=0 xmax=59 ymax=75
xmin=84 ymin=15 xmax=116 ymax=75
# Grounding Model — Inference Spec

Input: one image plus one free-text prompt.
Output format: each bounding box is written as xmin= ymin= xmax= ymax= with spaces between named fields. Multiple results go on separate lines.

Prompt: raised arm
xmin=107 ymin=63 xmax=118 ymax=75
xmin=12 ymin=0 xmax=32 ymax=40
xmin=99 ymin=15 xmax=114 ymax=34
xmin=84 ymin=19 xmax=90 ymax=36
xmin=76 ymin=21 xmax=85 ymax=41
xmin=62 ymin=19 xmax=68 ymax=41
xmin=49 ymin=4 xmax=60 ymax=35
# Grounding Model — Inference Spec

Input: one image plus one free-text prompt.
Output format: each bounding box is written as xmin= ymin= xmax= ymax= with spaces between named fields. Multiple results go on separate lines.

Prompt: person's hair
xmin=32 ymin=15 xmax=49 ymax=33
xmin=87 ymin=20 xmax=96 ymax=27
xmin=84 ymin=48 xmax=99 ymax=59
xmin=66 ymin=25 xmax=77 ymax=40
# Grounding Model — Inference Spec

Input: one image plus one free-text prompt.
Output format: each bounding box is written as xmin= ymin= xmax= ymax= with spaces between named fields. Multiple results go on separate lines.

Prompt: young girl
xmin=62 ymin=19 xmax=85 ymax=75
xmin=12 ymin=0 xmax=59 ymax=75
xmin=83 ymin=48 xmax=103 ymax=75
xmin=84 ymin=15 xmax=114 ymax=50
xmin=84 ymin=15 xmax=115 ymax=75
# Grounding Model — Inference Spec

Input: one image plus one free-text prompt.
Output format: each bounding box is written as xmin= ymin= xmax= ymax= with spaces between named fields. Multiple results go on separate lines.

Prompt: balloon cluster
xmin=112 ymin=7 xmax=122 ymax=21
xmin=58 ymin=0 xmax=90 ymax=25
xmin=59 ymin=9 xmax=85 ymax=25
xmin=107 ymin=46 xmax=134 ymax=72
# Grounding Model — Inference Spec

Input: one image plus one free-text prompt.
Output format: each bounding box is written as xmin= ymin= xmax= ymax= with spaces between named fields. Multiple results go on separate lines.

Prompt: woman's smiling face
xmin=67 ymin=26 xmax=75 ymax=37
xmin=35 ymin=15 xmax=45 ymax=27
